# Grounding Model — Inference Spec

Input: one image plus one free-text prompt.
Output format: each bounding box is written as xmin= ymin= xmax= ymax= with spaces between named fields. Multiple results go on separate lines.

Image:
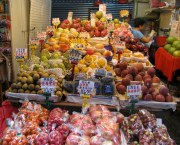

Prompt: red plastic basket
xmin=156 ymin=36 xmax=167 ymax=47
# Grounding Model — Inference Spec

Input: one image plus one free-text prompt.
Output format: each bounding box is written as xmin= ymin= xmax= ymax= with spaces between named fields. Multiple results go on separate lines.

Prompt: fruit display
xmin=2 ymin=102 xmax=126 ymax=145
xmin=114 ymin=61 xmax=173 ymax=102
xmin=163 ymin=36 xmax=180 ymax=57
xmin=122 ymin=109 xmax=176 ymax=144
xmin=8 ymin=70 xmax=63 ymax=98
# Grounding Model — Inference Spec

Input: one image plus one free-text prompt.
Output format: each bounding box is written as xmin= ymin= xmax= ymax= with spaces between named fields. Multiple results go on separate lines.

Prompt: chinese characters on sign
xmin=52 ymin=18 xmax=60 ymax=26
xmin=15 ymin=48 xmax=28 ymax=60
xmin=78 ymin=80 xmax=95 ymax=95
xmin=41 ymin=78 xmax=56 ymax=95
xmin=37 ymin=31 xmax=47 ymax=40
xmin=69 ymin=49 xmax=82 ymax=63
xmin=127 ymin=85 xmax=141 ymax=101
xmin=113 ymin=37 xmax=126 ymax=52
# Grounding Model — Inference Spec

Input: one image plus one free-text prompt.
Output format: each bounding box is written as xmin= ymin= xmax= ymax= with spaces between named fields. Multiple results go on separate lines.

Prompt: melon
xmin=166 ymin=36 xmax=177 ymax=44
xmin=168 ymin=47 xmax=176 ymax=54
xmin=164 ymin=44 xmax=171 ymax=51
xmin=172 ymin=40 xmax=180 ymax=50
xmin=173 ymin=50 xmax=180 ymax=57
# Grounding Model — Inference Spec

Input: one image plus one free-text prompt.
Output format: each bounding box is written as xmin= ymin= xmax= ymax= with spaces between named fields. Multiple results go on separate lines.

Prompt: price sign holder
xmin=67 ymin=11 xmax=73 ymax=24
xmin=77 ymin=80 xmax=95 ymax=114
xmin=15 ymin=48 xmax=28 ymax=74
xmin=127 ymin=85 xmax=141 ymax=114
xmin=37 ymin=31 xmax=47 ymax=51
xmin=113 ymin=36 xmax=126 ymax=62
xmin=90 ymin=13 xmax=96 ymax=27
xmin=69 ymin=49 xmax=82 ymax=80
xmin=29 ymin=37 xmax=39 ymax=56
xmin=41 ymin=77 xmax=56 ymax=108
xmin=52 ymin=18 xmax=60 ymax=29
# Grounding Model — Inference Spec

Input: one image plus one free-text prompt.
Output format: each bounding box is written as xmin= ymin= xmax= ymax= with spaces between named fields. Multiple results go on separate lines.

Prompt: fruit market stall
xmin=3 ymin=8 xmax=177 ymax=111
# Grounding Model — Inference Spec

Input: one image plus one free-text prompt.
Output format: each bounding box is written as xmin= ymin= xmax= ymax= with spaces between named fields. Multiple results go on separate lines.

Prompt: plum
xmin=159 ymin=86 xmax=169 ymax=96
xmin=134 ymin=74 xmax=143 ymax=81
xmin=147 ymin=67 xmax=156 ymax=77
xmin=116 ymin=84 xmax=126 ymax=95
xmin=156 ymin=94 xmax=165 ymax=102
xmin=144 ymin=78 xmax=152 ymax=88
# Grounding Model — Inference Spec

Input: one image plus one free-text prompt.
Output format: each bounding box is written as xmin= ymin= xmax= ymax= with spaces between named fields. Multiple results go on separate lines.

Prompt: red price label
xmin=41 ymin=78 xmax=56 ymax=94
xmin=37 ymin=31 xmax=47 ymax=40
xmin=127 ymin=85 xmax=141 ymax=101
xmin=78 ymin=80 xmax=95 ymax=95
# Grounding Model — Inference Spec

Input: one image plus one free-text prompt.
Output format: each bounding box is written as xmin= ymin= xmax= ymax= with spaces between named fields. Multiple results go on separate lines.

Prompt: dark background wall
xmin=51 ymin=0 xmax=134 ymax=26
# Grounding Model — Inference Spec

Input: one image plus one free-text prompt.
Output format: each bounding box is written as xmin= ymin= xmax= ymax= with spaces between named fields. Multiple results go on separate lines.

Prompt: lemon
xmin=89 ymin=63 xmax=97 ymax=69
xmin=97 ymin=58 xmax=106 ymax=68
xmin=79 ymin=59 xmax=85 ymax=65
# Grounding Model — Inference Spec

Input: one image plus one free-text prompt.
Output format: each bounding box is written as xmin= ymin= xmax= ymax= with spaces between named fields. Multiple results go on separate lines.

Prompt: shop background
xmin=51 ymin=0 xmax=134 ymax=26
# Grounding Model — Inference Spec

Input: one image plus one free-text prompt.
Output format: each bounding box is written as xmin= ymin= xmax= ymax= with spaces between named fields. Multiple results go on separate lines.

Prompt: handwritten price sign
xmin=37 ymin=31 xmax=47 ymax=40
xmin=15 ymin=48 xmax=28 ymax=60
xmin=52 ymin=18 xmax=60 ymax=26
xmin=29 ymin=37 xmax=39 ymax=45
xmin=41 ymin=78 xmax=56 ymax=94
xmin=113 ymin=37 xmax=126 ymax=51
xmin=69 ymin=49 xmax=82 ymax=63
xmin=127 ymin=85 xmax=141 ymax=101
xmin=78 ymin=80 xmax=95 ymax=95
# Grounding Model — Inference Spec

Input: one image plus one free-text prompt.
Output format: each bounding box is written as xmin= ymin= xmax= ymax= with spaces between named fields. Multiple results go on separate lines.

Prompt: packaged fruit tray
xmin=6 ymin=92 xmax=60 ymax=102
xmin=65 ymin=93 xmax=119 ymax=106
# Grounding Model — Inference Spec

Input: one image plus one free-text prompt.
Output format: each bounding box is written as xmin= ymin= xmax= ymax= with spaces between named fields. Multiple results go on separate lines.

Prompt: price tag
xmin=78 ymin=80 xmax=95 ymax=95
xmin=113 ymin=37 xmax=126 ymax=50
xmin=90 ymin=13 xmax=96 ymax=27
xmin=40 ymin=77 xmax=56 ymax=95
xmin=99 ymin=4 xmax=106 ymax=17
xmin=46 ymin=26 xmax=55 ymax=33
xmin=127 ymin=85 xmax=141 ymax=101
xmin=67 ymin=11 xmax=73 ymax=24
xmin=52 ymin=18 xmax=60 ymax=26
xmin=69 ymin=49 xmax=82 ymax=63
xmin=37 ymin=31 xmax=47 ymax=40
xmin=29 ymin=37 xmax=39 ymax=45
xmin=106 ymin=13 xmax=113 ymax=20
xmin=15 ymin=48 xmax=28 ymax=60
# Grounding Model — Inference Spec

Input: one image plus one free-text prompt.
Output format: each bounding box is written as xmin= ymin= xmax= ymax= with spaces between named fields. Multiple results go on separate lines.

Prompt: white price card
xmin=15 ymin=48 xmax=28 ymax=60
xmin=29 ymin=37 xmax=39 ymax=45
xmin=78 ymin=80 xmax=95 ymax=95
xmin=106 ymin=13 xmax=113 ymax=20
xmin=99 ymin=4 xmax=106 ymax=17
xmin=69 ymin=49 xmax=82 ymax=63
xmin=113 ymin=37 xmax=126 ymax=50
xmin=127 ymin=85 xmax=141 ymax=101
xmin=37 ymin=31 xmax=47 ymax=40
xmin=90 ymin=13 xmax=96 ymax=27
xmin=52 ymin=18 xmax=60 ymax=26
xmin=41 ymin=78 xmax=56 ymax=94
xmin=46 ymin=26 xmax=55 ymax=33
xmin=67 ymin=11 xmax=73 ymax=24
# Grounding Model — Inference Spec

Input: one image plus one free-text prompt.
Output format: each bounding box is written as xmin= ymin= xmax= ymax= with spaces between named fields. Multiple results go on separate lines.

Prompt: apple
xmin=63 ymin=19 xmax=70 ymax=24
xmin=95 ymin=29 xmax=101 ymax=37
xmin=85 ymin=23 xmax=92 ymax=32
xmin=101 ymin=29 xmax=107 ymax=37
xmin=89 ymin=30 xmax=95 ymax=37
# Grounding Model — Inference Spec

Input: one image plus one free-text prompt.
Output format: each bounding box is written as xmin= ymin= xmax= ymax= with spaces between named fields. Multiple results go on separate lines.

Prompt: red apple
xmin=101 ymin=29 xmax=107 ymax=37
xmin=95 ymin=30 xmax=101 ymax=37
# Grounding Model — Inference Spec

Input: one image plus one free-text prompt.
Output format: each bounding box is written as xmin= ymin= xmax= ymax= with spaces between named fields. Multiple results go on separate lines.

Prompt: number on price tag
xmin=52 ymin=18 xmax=60 ymax=26
xmin=41 ymin=78 xmax=56 ymax=95
xmin=127 ymin=85 xmax=141 ymax=101
xmin=78 ymin=80 xmax=95 ymax=95
xmin=15 ymin=48 xmax=28 ymax=60
xmin=46 ymin=26 xmax=55 ymax=33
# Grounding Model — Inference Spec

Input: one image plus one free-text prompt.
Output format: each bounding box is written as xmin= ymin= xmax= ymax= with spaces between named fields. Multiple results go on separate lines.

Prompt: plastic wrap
xmin=138 ymin=109 xmax=157 ymax=131
xmin=139 ymin=129 xmax=155 ymax=144
xmin=153 ymin=125 xmax=176 ymax=145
